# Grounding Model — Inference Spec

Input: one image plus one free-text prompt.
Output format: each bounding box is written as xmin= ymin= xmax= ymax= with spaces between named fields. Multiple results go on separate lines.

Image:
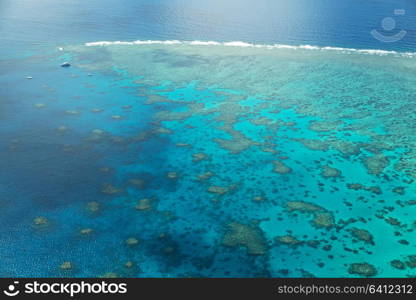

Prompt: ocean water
xmin=0 ymin=0 xmax=415 ymax=278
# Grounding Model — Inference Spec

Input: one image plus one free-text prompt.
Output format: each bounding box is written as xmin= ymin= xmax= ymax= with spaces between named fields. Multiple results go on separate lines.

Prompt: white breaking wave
xmin=84 ymin=40 xmax=416 ymax=57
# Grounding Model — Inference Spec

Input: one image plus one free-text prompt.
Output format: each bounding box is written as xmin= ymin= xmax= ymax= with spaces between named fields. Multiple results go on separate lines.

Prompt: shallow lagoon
xmin=0 ymin=40 xmax=415 ymax=277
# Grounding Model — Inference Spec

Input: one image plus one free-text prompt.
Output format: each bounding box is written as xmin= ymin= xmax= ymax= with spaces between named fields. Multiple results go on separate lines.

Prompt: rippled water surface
xmin=0 ymin=0 xmax=415 ymax=277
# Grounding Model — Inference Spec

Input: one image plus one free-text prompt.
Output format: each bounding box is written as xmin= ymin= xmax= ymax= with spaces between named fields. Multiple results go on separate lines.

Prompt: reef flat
xmin=0 ymin=42 xmax=415 ymax=277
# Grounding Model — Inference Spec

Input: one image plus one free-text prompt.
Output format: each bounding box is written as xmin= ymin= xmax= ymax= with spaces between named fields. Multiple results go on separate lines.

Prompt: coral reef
xmin=286 ymin=201 xmax=323 ymax=213
xmin=390 ymin=260 xmax=406 ymax=270
xmin=12 ymin=42 xmax=416 ymax=278
xmin=101 ymin=183 xmax=122 ymax=195
xmin=166 ymin=172 xmax=179 ymax=180
xmin=125 ymin=237 xmax=139 ymax=246
xmin=312 ymin=212 xmax=335 ymax=229
xmin=192 ymin=152 xmax=209 ymax=162
xmin=273 ymin=161 xmax=292 ymax=174
xmin=208 ymin=186 xmax=229 ymax=195
xmin=80 ymin=228 xmax=93 ymax=235
xmin=57 ymin=126 xmax=68 ymax=132
xmin=155 ymin=127 xmax=172 ymax=135
xmin=100 ymin=272 xmax=118 ymax=278
xmin=176 ymin=143 xmax=191 ymax=148
xmin=347 ymin=263 xmax=377 ymax=277
xmin=286 ymin=201 xmax=335 ymax=229
xmin=86 ymin=201 xmax=100 ymax=213
xmin=349 ymin=228 xmax=374 ymax=245
xmin=275 ymin=235 xmax=303 ymax=247
xmin=65 ymin=110 xmax=80 ymax=115
xmin=296 ymin=139 xmax=329 ymax=151
xmin=392 ymin=187 xmax=406 ymax=195
xmin=404 ymin=255 xmax=416 ymax=268
xmin=321 ymin=165 xmax=341 ymax=178
xmin=33 ymin=217 xmax=50 ymax=228
xmin=222 ymin=222 xmax=268 ymax=255
xmin=363 ymin=154 xmax=390 ymax=175
xmin=145 ymin=94 xmax=171 ymax=104
xmin=214 ymin=135 xmax=254 ymax=154
xmin=196 ymin=171 xmax=214 ymax=181
xmin=309 ymin=120 xmax=341 ymax=132
xmin=347 ymin=183 xmax=382 ymax=195
xmin=135 ymin=198 xmax=152 ymax=211
xmin=60 ymin=262 xmax=73 ymax=270
xmin=128 ymin=178 xmax=147 ymax=189
xmin=252 ymin=195 xmax=266 ymax=203
xmin=329 ymin=140 xmax=360 ymax=156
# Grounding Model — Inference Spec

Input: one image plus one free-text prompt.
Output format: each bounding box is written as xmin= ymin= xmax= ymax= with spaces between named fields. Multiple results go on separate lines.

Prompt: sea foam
xmin=84 ymin=40 xmax=416 ymax=58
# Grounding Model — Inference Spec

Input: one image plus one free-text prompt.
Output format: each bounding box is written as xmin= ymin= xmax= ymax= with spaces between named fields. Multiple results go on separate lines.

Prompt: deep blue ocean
xmin=0 ymin=0 xmax=415 ymax=277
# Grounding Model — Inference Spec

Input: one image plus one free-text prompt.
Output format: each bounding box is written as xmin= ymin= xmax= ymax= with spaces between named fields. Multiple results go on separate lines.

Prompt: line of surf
xmin=84 ymin=40 xmax=415 ymax=57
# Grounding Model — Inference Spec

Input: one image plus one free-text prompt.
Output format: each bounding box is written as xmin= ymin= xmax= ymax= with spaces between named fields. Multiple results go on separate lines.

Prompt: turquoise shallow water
xmin=1 ymin=0 xmax=416 ymax=278
xmin=1 ymin=41 xmax=415 ymax=277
